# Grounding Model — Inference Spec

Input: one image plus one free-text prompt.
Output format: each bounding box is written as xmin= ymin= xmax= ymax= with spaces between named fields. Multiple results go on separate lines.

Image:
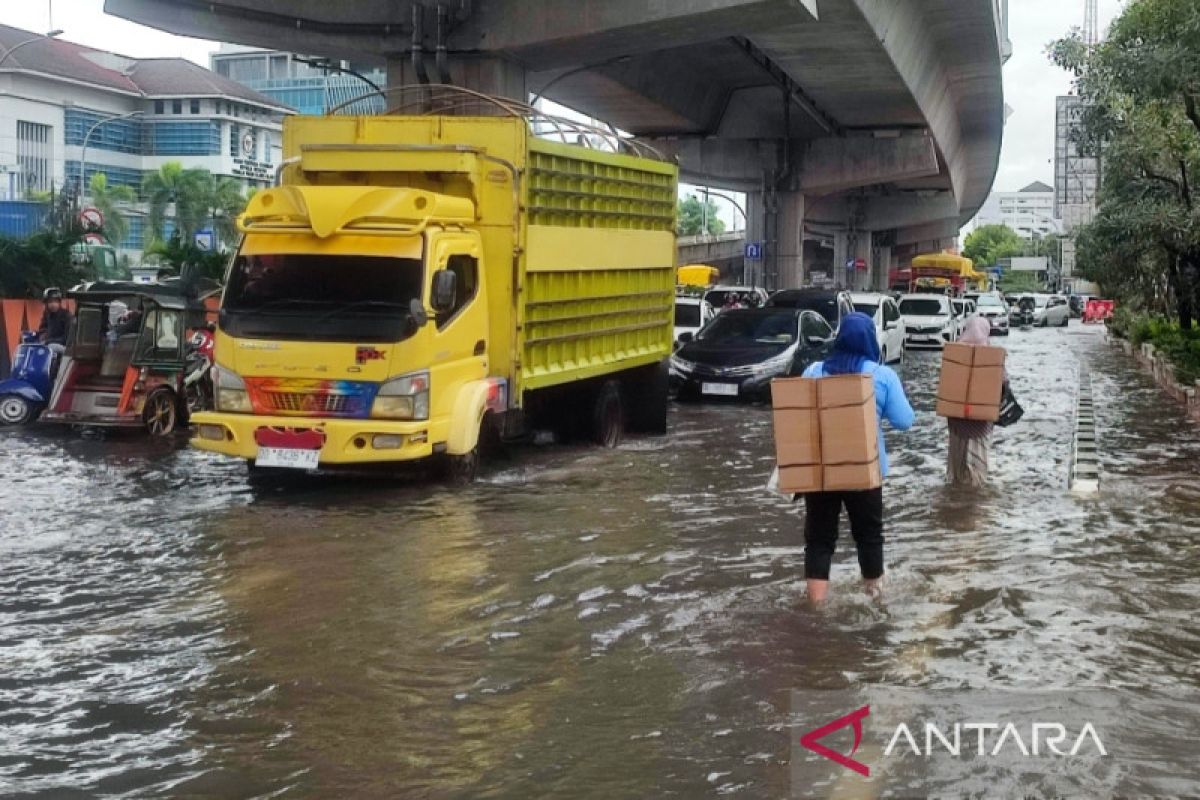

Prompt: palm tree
xmin=207 ymin=176 xmax=248 ymax=250
xmin=87 ymin=173 xmax=136 ymax=248
xmin=142 ymin=162 xmax=212 ymax=248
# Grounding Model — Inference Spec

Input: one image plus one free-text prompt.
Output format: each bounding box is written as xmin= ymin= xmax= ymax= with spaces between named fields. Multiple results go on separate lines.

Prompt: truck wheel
xmin=143 ymin=389 xmax=178 ymax=436
xmin=440 ymin=448 xmax=479 ymax=485
xmin=624 ymin=360 xmax=669 ymax=435
xmin=591 ymin=380 xmax=624 ymax=448
xmin=0 ymin=394 xmax=35 ymax=425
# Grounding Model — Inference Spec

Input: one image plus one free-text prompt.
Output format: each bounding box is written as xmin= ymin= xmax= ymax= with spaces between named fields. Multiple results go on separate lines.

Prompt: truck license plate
xmin=702 ymin=382 xmax=739 ymax=397
xmin=256 ymin=446 xmax=320 ymax=470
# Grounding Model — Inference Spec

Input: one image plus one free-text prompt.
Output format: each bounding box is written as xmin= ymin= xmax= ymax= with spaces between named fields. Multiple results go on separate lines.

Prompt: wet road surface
xmin=3 ymin=324 xmax=1200 ymax=797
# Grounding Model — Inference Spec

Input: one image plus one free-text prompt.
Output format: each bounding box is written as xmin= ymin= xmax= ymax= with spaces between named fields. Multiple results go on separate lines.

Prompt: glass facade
xmin=145 ymin=121 xmax=222 ymax=155
xmin=65 ymin=161 xmax=143 ymax=197
xmin=64 ymin=109 xmax=144 ymax=154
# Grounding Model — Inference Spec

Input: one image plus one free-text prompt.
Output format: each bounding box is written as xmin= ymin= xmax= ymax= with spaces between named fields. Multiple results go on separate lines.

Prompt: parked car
xmin=669 ymin=307 xmax=833 ymax=400
xmin=950 ymin=298 xmax=971 ymax=338
xmin=765 ymin=288 xmax=854 ymax=332
xmin=703 ymin=285 xmax=769 ymax=310
xmin=1032 ymin=294 xmax=1071 ymax=327
xmin=973 ymin=292 xmax=1010 ymax=335
xmin=850 ymin=292 xmax=905 ymax=364
xmin=674 ymin=296 xmax=715 ymax=346
xmin=1068 ymin=294 xmax=1091 ymax=318
xmin=898 ymin=293 xmax=957 ymax=349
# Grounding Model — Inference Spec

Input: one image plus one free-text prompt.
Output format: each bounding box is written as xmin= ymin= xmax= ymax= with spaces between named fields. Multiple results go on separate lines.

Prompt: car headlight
xmin=372 ymin=371 xmax=430 ymax=420
xmin=670 ymin=355 xmax=696 ymax=374
xmin=213 ymin=365 xmax=251 ymax=413
xmin=752 ymin=348 xmax=797 ymax=377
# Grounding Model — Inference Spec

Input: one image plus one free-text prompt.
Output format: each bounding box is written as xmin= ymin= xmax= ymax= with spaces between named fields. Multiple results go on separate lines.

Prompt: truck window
xmin=222 ymin=253 xmax=424 ymax=343
xmin=437 ymin=255 xmax=479 ymax=329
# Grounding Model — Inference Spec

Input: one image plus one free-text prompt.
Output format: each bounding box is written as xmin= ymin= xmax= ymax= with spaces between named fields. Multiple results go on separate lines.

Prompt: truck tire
xmin=591 ymin=379 xmax=624 ymax=448
xmin=624 ymin=360 xmax=669 ymax=435
xmin=439 ymin=448 xmax=480 ymax=485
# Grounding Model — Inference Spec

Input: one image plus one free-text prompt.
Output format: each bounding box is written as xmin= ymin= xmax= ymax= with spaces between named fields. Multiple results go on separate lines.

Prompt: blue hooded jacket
xmin=802 ymin=312 xmax=914 ymax=477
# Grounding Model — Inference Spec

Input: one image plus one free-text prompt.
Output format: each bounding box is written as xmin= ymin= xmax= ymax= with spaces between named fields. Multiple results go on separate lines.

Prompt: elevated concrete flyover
xmin=677 ymin=232 xmax=747 ymax=282
xmin=106 ymin=0 xmax=1008 ymax=290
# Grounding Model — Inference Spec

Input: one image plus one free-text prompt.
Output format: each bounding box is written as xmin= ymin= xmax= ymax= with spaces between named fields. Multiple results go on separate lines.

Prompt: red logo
xmin=799 ymin=705 xmax=871 ymax=777
xmin=355 ymin=346 xmax=386 ymax=365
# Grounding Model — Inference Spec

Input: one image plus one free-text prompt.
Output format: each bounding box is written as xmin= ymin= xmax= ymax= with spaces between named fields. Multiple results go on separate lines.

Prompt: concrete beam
xmin=798 ymin=134 xmax=940 ymax=196
xmin=642 ymin=137 xmax=783 ymax=193
xmin=893 ymin=217 xmax=961 ymax=247
xmin=806 ymin=192 xmax=960 ymax=232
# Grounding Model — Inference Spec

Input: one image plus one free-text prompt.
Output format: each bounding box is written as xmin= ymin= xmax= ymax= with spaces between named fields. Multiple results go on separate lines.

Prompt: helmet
xmin=42 ymin=288 xmax=63 ymax=303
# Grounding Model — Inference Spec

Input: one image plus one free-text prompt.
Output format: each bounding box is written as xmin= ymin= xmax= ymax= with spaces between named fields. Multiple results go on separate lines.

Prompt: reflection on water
xmin=3 ymin=326 xmax=1200 ymax=797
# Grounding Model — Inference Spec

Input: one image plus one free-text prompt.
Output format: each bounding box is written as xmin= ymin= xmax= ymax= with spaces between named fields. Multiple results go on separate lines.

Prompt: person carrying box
xmin=938 ymin=317 xmax=1005 ymax=486
xmin=794 ymin=313 xmax=914 ymax=603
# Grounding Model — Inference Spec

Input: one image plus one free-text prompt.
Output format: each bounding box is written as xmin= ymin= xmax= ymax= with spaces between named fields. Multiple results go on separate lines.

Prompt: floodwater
xmin=2 ymin=325 xmax=1200 ymax=798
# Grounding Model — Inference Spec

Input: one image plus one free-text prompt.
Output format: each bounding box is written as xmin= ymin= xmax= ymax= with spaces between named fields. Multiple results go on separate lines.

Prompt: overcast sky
xmin=2 ymin=0 xmax=1129 ymax=220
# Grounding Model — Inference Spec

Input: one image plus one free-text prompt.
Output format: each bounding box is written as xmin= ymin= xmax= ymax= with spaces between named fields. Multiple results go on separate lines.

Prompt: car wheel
xmin=0 ymin=394 xmax=35 ymax=425
xmin=591 ymin=380 xmax=624 ymax=448
xmin=143 ymin=389 xmax=179 ymax=437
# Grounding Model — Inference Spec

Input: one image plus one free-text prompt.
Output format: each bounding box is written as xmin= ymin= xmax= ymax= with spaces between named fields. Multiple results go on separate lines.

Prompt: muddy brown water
xmin=2 ymin=325 xmax=1199 ymax=797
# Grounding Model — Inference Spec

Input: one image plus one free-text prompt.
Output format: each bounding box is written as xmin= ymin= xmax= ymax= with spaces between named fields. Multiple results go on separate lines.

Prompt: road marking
xmin=1070 ymin=366 xmax=1100 ymax=494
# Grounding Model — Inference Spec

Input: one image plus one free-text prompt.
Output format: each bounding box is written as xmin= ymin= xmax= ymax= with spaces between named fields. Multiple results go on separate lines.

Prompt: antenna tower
xmin=1084 ymin=0 xmax=1099 ymax=47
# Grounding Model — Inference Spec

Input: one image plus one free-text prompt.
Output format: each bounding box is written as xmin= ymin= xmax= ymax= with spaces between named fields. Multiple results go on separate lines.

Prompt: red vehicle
xmin=1083 ymin=299 xmax=1115 ymax=324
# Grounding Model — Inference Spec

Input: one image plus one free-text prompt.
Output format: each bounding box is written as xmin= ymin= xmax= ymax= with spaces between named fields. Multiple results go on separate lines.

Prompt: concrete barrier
xmin=1113 ymin=335 xmax=1200 ymax=420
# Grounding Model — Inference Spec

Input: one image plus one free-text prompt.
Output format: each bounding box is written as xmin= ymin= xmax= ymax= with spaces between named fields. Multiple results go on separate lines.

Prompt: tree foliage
xmin=676 ymin=194 xmax=726 ymax=237
xmin=142 ymin=163 xmax=249 ymax=252
xmin=962 ymin=223 xmax=1023 ymax=268
xmin=1049 ymin=0 xmax=1200 ymax=328
xmin=0 ymin=223 xmax=88 ymax=298
xmin=87 ymin=172 xmax=136 ymax=248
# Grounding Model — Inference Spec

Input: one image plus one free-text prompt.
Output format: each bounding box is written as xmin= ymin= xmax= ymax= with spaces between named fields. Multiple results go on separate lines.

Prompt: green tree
xmin=0 ymin=223 xmax=87 ymax=297
xmin=1050 ymin=0 xmax=1200 ymax=328
xmin=206 ymin=176 xmax=248 ymax=250
xmin=676 ymin=194 xmax=726 ymax=237
xmin=87 ymin=172 xmax=136 ymax=249
xmin=962 ymin=223 xmax=1023 ymax=268
xmin=142 ymin=162 xmax=214 ymax=248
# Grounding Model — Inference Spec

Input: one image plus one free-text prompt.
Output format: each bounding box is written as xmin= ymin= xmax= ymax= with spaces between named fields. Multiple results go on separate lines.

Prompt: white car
xmin=973 ymin=292 xmax=1010 ymax=335
xmin=1032 ymin=294 xmax=1071 ymax=327
xmin=950 ymin=298 xmax=973 ymax=338
xmin=850 ymin=292 xmax=905 ymax=364
xmin=898 ymin=293 xmax=957 ymax=349
xmin=674 ymin=296 xmax=715 ymax=345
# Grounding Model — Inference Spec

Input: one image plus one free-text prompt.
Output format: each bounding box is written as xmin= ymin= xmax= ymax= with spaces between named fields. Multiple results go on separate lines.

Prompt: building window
xmin=146 ymin=122 xmax=222 ymax=156
xmin=154 ymin=100 xmax=164 ymax=115
xmin=230 ymin=125 xmax=239 ymax=157
xmin=17 ymin=120 xmax=52 ymax=198
xmin=172 ymin=99 xmax=182 ymax=114
xmin=64 ymin=109 xmax=144 ymax=155
xmin=190 ymin=99 xmax=201 ymax=114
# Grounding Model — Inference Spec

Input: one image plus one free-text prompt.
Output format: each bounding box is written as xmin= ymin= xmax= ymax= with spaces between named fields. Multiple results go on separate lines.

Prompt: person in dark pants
xmin=800 ymin=312 xmax=914 ymax=602
xmin=37 ymin=288 xmax=72 ymax=352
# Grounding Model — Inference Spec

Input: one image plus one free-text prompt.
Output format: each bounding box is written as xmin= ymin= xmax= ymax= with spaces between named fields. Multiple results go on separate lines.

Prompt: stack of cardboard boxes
xmin=935 ymin=342 xmax=1005 ymax=421
xmin=770 ymin=375 xmax=881 ymax=494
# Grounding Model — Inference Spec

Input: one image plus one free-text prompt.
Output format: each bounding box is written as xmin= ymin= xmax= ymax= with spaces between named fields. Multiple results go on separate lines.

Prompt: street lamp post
xmin=78 ymin=110 xmax=144 ymax=201
xmin=0 ymin=29 xmax=64 ymax=67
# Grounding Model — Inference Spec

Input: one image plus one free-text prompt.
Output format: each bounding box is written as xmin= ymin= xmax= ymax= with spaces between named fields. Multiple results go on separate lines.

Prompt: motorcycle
xmin=183 ymin=325 xmax=215 ymax=415
xmin=1012 ymin=298 xmax=1036 ymax=329
xmin=0 ymin=332 xmax=55 ymax=425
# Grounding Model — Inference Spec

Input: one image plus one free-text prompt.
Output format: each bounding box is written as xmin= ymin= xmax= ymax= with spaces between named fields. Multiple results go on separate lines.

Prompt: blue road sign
xmin=745 ymin=242 xmax=763 ymax=260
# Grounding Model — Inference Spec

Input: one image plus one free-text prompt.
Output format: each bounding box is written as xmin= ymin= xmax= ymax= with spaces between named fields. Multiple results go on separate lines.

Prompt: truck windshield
xmin=222 ymin=254 xmax=423 ymax=342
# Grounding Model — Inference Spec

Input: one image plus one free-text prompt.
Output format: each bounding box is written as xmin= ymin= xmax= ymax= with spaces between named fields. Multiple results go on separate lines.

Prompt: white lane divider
xmin=1071 ymin=366 xmax=1099 ymax=494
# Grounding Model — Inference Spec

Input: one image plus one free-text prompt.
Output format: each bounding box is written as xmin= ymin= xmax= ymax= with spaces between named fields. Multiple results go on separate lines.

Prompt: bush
xmin=1112 ymin=309 xmax=1200 ymax=384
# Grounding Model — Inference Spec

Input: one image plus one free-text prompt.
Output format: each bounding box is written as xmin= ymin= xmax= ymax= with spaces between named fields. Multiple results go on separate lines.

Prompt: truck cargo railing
xmin=326 ymin=84 xmax=666 ymax=162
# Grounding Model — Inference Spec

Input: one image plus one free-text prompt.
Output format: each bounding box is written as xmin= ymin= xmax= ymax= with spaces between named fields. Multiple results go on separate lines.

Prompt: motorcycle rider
xmin=37 ymin=288 xmax=73 ymax=353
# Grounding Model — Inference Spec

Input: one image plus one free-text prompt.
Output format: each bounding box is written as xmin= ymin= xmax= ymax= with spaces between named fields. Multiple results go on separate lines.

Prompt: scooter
xmin=0 ymin=332 xmax=54 ymax=425
xmin=182 ymin=326 xmax=215 ymax=415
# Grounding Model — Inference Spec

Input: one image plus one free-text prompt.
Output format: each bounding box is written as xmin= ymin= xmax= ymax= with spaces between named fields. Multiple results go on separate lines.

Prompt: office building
xmin=210 ymin=45 xmax=384 ymax=116
xmin=972 ymin=181 xmax=1060 ymax=239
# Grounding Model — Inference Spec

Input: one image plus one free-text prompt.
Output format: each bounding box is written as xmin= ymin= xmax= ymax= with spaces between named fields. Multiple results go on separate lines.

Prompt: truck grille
xmin=245 ymin=379 xmax=377 ymax=419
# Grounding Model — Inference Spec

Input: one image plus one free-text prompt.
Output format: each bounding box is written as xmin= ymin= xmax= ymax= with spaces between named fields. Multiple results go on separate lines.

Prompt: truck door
xmin=427 ymin=232 xmax=489 ymax=422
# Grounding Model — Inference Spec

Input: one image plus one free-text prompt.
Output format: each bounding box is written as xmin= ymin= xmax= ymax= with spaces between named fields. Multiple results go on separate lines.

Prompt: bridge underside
xmin=106 ymin=0 xmax=1006 ymax=290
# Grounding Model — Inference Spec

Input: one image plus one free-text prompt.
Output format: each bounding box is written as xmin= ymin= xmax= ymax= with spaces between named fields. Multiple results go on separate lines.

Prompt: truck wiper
xmin=312 ymin=300 xmax=411 ymax=322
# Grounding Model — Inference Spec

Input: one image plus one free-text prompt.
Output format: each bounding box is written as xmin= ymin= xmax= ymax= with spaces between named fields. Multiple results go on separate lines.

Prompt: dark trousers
xmin=803 ymin=488 xmax=885 ymax=580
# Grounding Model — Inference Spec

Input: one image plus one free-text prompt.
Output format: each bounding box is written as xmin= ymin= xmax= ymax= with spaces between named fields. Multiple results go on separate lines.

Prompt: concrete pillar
xmin=873 ymin=245 xmax=892 ymax=291
xmin=744 ymin=191 xmax=766 ymax=288
xmin=832 ymin=231 xmax=850 ymax=290
xmin=386 ymin=55 xmax=528 ymax=111
xmin=847 ymin=233 xmax=872 ymax=291
xmin=777 ymin=192 xmax=805 ymax=289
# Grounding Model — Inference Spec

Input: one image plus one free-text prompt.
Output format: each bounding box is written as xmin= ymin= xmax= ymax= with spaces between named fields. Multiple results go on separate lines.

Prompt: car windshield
xmin=773 ymin=293 xmax=839 ymax=325
xmin=977 ymin=295 xmax=1005 ymax=308
xmin=853 ymin=302 xmax=879 ymax=317
xmin=899 ymin=298 xmax=947 ymax=316
xmin=222 ymin=253 xmax=424 ymax=342
xmin=698 ymin=311 xmax=796 ymax=345
xmin=675 ymin=302 xmax=702 ymax=327
xmin=1033 ymin=296 xmax=1049 ymax=308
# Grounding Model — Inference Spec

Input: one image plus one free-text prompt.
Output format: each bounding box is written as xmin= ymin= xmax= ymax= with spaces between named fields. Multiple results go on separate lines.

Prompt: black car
xmin=669 ymin=308 xmax=834 ymax=400
xmin=765 ymin=288 xmax=854 ymax=332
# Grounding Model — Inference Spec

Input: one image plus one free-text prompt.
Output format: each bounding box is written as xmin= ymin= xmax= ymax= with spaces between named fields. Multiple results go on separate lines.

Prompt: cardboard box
xmin=771 ymin=374 xmax=881 ymax=494
xmin=936 ymin=342 xmax=1005 ymax=421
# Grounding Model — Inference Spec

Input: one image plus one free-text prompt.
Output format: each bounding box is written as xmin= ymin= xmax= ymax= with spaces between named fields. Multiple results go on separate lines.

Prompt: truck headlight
xmin=372 ymin=371 xmax=430 ymax=420
xmin=213 ymin=366 xmax=251 ymax=413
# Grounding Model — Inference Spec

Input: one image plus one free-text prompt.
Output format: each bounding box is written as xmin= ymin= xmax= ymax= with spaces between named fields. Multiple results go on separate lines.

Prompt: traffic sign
xmin=79 ymin=207 xmax=104 ymax=230
xmin=745 ymin=242 xmax=763 ymax=260
xmin=194 ymin=229 xmax=215 ymax=251
xmin=82 ymin=232 xmax=105 ymax=245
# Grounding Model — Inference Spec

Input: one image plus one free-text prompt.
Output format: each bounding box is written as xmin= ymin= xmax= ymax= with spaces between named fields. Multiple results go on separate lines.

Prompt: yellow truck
xmin=190 ymin=113 xmax=677 ymax=479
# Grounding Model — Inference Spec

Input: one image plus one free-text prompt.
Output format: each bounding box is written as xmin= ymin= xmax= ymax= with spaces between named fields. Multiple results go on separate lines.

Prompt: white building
xmin=1055 ymin=94 xmax=1100 ymax=232
xmin=970 ymin=181 xmax=1061 ymax=239
xmin=0 ymin=24 xmax=291 ymax=258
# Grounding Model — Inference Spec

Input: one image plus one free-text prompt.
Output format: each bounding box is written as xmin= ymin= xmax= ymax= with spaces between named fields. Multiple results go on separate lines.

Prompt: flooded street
xmin=3 ymin=325 xmax=1200 ymax=798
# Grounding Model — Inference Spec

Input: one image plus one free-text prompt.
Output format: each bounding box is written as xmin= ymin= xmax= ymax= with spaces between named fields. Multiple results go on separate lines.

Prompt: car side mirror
xmin=805 ymin=335 xmax=828 ymax=348
xmin=431 ymin=270 xmax=457 ymax=314
xmin=678 ymin=331 xmax=694 ymax=344
xmin=409 ymin=298 xmax=429 ymax=328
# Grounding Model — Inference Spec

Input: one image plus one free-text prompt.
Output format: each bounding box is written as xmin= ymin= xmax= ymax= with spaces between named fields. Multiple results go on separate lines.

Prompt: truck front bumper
xmin=190 ymin=411 xmax=437 ymax=464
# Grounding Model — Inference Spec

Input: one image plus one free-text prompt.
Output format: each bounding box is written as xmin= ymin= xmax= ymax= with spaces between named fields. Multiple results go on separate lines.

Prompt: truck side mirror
xmin=431 ymin=270 xmax=457 ymax=314
xmin=409 ymin=298 xmax=428 ymax=328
